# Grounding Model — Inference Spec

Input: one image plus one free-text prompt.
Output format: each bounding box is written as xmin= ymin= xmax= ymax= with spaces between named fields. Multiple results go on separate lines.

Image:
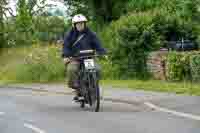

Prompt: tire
xmin=88 ymin=73 xmax=100 ymax=112
xmin=94 ymin=85 xmax=100 ymax=112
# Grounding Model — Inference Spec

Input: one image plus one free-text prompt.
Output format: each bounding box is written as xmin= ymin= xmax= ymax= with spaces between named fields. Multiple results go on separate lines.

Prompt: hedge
xmin=166 ymin=51 xmax=200 ymax=82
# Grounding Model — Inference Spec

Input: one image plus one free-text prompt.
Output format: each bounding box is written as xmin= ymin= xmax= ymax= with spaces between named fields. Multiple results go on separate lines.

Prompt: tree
xmin=27 ymin=0 xmax=50 ymax=16
xmin=0 ymin=0 xmax=14 ymax=48
xmin=16 ymin=0 xmax=32 ymax=29
xmin=66 ymin=0 xmax=128 ymax=23
xmin=15 ymin=0 xmax=33 ymax=46
xmin=0 ymin=0 xmax=5 ymax=48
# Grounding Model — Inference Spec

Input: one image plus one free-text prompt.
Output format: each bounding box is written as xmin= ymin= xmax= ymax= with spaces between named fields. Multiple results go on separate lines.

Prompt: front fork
xmin=80 ymin=70 xmax=97 ymax=102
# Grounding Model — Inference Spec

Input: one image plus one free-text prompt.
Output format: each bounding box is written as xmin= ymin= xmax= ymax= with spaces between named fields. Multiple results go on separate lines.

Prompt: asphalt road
xmin=0 ymin=87 xmax=199 ymax=133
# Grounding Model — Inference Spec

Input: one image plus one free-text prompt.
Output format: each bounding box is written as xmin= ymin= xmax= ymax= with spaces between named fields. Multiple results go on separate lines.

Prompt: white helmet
xmin=72 ymin=14 xmax=88 ymax=24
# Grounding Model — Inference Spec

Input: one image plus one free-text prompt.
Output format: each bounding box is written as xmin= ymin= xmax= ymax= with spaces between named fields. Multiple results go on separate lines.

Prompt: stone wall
xmin=147 ymin=51 xmax=168 ymax=80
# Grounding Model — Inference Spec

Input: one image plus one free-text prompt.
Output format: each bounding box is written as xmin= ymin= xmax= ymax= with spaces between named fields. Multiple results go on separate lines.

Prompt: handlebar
xmin=79 ymin=50 xmax=94 ymax=54
xmin=71 ymin=54 xmax=105 ymax=60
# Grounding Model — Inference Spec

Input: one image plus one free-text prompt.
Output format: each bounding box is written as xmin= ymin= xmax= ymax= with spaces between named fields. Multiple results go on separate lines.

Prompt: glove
xmin=63 ymin=57 xmax=71 ymax=64
xmin=103 ymin=55 xmax=109 ymax=60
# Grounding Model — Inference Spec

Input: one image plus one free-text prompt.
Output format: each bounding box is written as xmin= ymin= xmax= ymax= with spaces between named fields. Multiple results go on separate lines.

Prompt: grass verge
xmin=101 ymin=80 xmax=200 ymax=96
xmin=1 ymin=46 xmax=200 ymax=96
xmin=1 ymin=79 xmax=200 ymax=96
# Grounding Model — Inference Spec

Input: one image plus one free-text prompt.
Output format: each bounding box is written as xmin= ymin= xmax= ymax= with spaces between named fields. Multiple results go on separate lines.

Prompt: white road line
xmin=144 ymin=102 xmax=200 ymax=121
xmin=24 ymin=123 xmax=46 ymax=133
xmin=0 ymin=112 xmax=5 ymax=115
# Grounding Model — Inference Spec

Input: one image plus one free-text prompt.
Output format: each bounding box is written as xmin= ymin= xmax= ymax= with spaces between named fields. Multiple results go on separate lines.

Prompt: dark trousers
xmin=65 ymin=60 xmax=101 ymax=89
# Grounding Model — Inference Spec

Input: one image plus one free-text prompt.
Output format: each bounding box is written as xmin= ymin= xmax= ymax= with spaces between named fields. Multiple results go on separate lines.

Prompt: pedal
xmin=72 ymin=99 xmax=79 ymax=103
xmin=72 ymin=96 xmax=84 ymax=102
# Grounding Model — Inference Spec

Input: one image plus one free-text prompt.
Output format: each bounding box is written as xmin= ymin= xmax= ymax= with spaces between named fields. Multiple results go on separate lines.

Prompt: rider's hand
xmin=63 ymin=57 xmax=71 ymax=64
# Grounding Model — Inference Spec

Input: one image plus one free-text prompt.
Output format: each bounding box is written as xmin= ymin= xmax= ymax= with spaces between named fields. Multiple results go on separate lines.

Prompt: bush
xmin=126 ymin=0 xmax=164 ymax=12
xmin=15 ymin=0 xmax=33 ymax=46
xmin=15 ymin=45 xmax=65 ymax=82
xmin=166 ymin=51 xmax=200 ymax=81
xmin=126 ymin=0 xmax=200 ymax=49
xmin=126 ymin=0 xmax=200 ymax=20
xmin=166 ymin=52 xmax=191 ymax=81
xmin=33 ymin=16 xmax=69 ymax=43
xmin=100 ymin=7 xmax=200 ymax=79
xmin=2 ymin=16 xmax=69 ymax=48
xmin=190 ymin=54 xmax=200 ymax=81
xmin=153 ymin=11 xmax=199 ymax=48
xmin=101 ymin=11 xmax=161 ymax=79
xmin=99 ymin=60 xmax=121 ymax=80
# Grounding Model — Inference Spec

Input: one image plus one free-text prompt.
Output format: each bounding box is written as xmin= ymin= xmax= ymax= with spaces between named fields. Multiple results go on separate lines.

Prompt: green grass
xmin=0 ymin=47 xmax=28 ymax=81
xmin=0 ymin=45 xmax=65 ymax=82
xmin=1 ymin=46 xmax=200 ymax=96
xmin=100 ymin=80 xmax=200 ymax=96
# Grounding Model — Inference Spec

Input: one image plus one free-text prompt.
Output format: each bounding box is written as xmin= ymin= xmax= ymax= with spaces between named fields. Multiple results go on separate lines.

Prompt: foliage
xmin=1 ymin=0 xmax=69 ymax=48
xmin=2 ymin=16 xmax=69 ymax=48
xmin=190 ymin=54 xmax=200 ymax=81
xmin=101 ymin=11 xmax=162 ymax=79
xmin=126 ymin=0 xmax=200 ymax=20
xmin=99 ymin=59 xmax=121 ymax=80
xmin=15 ymin=45 xmax=65 ymax=82
xmin=166 ymin=51 xmax=200 ymax=82
xmin=66 ymin=0 xmax=129 ymax=23
xmin=166 ymin=52 xmax=191 ymax=81
xmin=99 ymin=3 xmax=200 ymax=79
xmin=152 ymin=10 xmax=199 ymax=48
xmin=0 ymin=0 xmax=11 ymax=48
xmin=126 ymin=0 xmax=164 ymax=12
xmin=15 ymin=0 xmax=33 ymax=46
xmin=1 ymin=0 xmax=200 ymax=82
xmin=33 ymin=16 xmax=69 ymax=43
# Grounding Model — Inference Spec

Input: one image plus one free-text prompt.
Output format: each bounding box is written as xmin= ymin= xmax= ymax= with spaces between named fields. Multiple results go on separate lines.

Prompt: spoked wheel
xmin=93 ymin=85 xmax=100 ymax=112
xmin=88 ymin=75 xmax=100 ymax=112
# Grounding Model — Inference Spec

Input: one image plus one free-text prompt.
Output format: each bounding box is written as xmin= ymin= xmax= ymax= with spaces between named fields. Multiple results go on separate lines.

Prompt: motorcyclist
xmin=62 ymin=14 xmax=107 ymax=100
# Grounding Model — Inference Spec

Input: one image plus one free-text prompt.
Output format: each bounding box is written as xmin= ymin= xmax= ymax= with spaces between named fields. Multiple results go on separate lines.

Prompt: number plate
xmin=84 ymin=59 xmax=95 ymax=69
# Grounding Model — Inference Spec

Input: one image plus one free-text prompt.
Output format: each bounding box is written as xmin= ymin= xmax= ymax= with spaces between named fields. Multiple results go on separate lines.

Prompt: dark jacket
xmin=62 ymin=27 xmax=106 ymax=58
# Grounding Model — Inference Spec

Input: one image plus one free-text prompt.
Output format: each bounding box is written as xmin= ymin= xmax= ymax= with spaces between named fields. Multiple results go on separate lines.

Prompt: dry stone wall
xmin=147 ymin=51 xmax=168 ymax=80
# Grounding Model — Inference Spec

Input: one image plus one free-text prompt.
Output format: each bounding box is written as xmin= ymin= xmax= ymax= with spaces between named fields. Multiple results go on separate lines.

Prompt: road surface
xmin=0 ymin=87 xmax=199 ymax=133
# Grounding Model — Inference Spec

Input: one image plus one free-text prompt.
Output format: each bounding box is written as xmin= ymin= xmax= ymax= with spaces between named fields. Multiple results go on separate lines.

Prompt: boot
xmin=72 ymin=89 xmax=81 ymax=101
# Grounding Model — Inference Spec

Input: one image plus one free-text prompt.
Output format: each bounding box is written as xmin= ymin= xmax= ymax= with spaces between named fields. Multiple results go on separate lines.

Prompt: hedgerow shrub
xmin=15 ymin=45 xmax=65 ymax=82
xmin=190 ymin=54 xmax=200 ymax=81
xmin=166 ymin=52 xmax=191 ymax=81
xmin=166 ymin=51 xmax=200 ymax=81
xmin=101 ymin=11 xmax=161 ymax=79
xmin=100 ymin=7 xmax=200 ymax=79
